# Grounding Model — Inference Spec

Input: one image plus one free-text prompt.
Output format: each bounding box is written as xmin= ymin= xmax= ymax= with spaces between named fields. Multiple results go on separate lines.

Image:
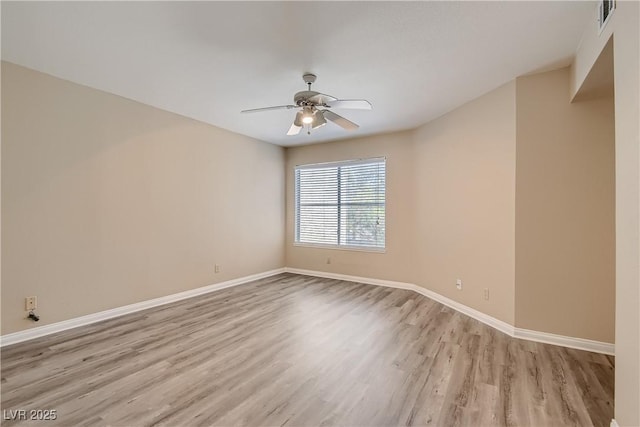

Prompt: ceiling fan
xmin=241 ymin=73 xmax=372 ymax=136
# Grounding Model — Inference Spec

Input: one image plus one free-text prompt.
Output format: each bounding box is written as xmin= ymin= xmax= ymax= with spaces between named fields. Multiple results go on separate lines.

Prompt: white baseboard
xmin=514 ymin=327 xmax=614 ymax=355
xmin=284 ymin=267 xmax=614 ymax=355
xmin=0 ymin=268 xmax=285 ymax=347
xmin=1 ymin=267 xmax=616 ymax=356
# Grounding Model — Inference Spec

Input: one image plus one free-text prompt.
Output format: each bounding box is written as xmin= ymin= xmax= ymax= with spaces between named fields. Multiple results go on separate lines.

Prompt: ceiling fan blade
xmin=323 ymin=110 xmax=359 ymax=131
xmin=307 ymin=92 xmax=338 ymax=105
xmin=287 ymin=114 xmax=303 ymax=136
xmin=241 ymin=105 xmax=297 ymax=113
xmin=326 ymin=99 xmax=372 ymax=110
xmin=287 ymin=124 xmax=302 ymax=135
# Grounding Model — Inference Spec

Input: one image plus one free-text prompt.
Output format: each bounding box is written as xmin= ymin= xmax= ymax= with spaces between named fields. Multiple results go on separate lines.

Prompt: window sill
xmin=293 ymin=242 xmax=386 ymax=253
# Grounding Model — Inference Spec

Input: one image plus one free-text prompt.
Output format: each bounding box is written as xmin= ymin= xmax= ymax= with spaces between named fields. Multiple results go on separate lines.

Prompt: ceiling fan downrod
xmin=302 ymin=73 xmax=317 ymax=91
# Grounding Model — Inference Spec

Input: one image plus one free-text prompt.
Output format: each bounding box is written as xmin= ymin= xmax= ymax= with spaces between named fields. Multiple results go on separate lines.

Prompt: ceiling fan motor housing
xmin=294 ymin=91 xmax=320 ymax=106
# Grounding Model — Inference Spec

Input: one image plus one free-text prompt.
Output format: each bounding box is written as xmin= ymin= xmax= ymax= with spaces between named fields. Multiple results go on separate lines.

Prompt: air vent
xmin=598 ymin=0 xmax=615 ymax=33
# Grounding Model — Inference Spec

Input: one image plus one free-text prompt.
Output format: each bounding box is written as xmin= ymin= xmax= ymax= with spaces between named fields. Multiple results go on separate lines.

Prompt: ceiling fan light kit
xmin=301 ymin=108 xmax=314 ymax=124
xmin=312 ymin=110 xmax=327 ymax=129
xmin=241 ymin=73 xmax=372 ymax=136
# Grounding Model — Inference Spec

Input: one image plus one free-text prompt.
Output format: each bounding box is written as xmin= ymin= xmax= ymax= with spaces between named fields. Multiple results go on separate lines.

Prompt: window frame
xmin=294 ymin=157 xmax=386 ymax=253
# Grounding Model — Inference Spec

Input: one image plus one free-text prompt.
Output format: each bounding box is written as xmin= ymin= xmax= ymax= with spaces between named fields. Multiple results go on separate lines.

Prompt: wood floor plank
xmin=1 ymin=273 xmax=613 ymax=426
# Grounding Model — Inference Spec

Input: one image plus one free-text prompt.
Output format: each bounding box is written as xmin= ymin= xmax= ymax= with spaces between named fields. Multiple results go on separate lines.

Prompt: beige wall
xmin=515 ymin=67 xmax=615 ymax=343
xmin=1 ymin=62 xmax=285 ymax=335
xmin=611 ymin=3 xmax=640 ymax=425
xmin=413 ymin=81 xmax=516 ymax=325
xmin=572 ymin=2 xmax=640 ymax=424
xmin=612 ymin=7 xmax=640 ymax=423
xmin=285 ymin=131 xmax=416 ymax=284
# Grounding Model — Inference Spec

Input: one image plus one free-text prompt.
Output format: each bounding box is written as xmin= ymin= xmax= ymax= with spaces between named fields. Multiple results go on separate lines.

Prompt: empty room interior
xmin=1 ymin=1 xmax=639 ymax=426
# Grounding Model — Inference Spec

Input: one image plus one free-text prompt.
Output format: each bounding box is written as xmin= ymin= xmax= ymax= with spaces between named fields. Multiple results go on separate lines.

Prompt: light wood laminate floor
xmin=1 ymin=273 xmax=614 ymax=426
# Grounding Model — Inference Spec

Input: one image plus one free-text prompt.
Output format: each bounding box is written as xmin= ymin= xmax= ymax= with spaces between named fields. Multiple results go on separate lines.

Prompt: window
xmin=295 ymin=158 xmax=386 ymax=250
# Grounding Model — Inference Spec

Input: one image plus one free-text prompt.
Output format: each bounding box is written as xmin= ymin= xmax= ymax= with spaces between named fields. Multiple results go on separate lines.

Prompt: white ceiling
xmin=2 ymin=1 xmax=594 ymax=147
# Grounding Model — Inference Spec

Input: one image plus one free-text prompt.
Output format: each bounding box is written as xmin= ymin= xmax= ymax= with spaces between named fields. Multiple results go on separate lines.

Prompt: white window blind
xmin=295 ymin=158 xmax=386 ymax=250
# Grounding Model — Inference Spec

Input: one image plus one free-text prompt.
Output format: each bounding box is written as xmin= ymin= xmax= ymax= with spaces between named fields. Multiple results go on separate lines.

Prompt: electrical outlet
xmin=483 ymin=288 xmax=490 ymax=300
xmin=215 ymin=264 xmax=220 ymax=273
xmin=456 ymin=279 xmax=462 ymax=290
xmin=25 ymin=296 xmax=37 ymax=311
